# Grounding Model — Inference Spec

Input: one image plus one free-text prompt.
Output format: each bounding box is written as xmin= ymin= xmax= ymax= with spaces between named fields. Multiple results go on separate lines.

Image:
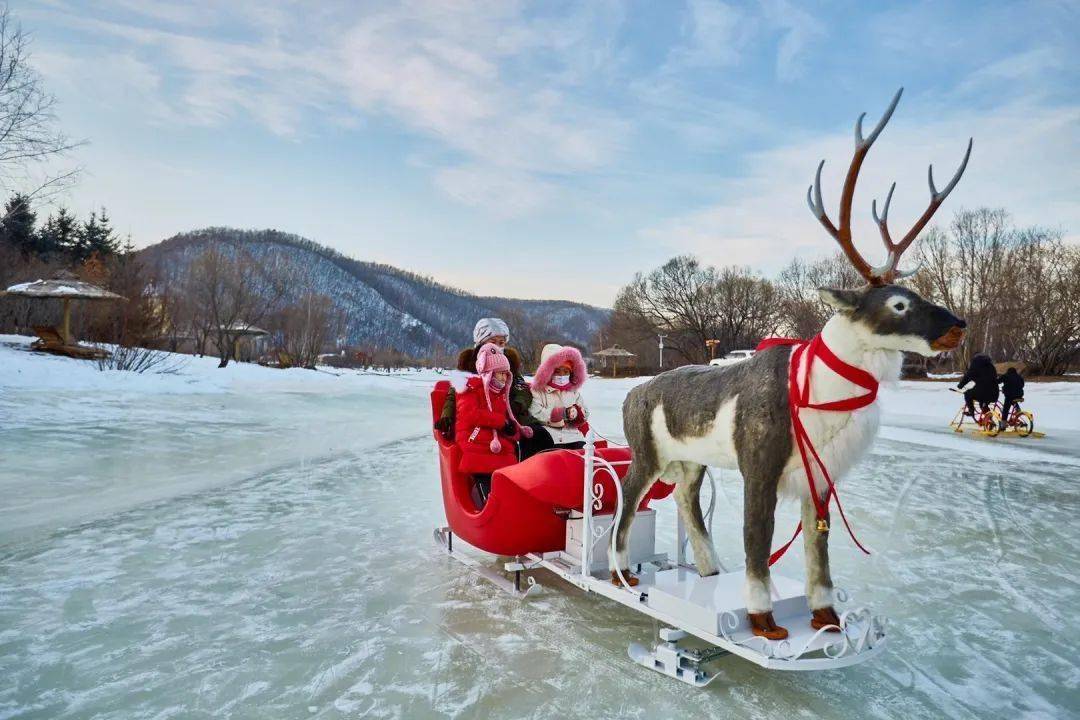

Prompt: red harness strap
xmin=755 ymin=335 xmax=877 ymax=566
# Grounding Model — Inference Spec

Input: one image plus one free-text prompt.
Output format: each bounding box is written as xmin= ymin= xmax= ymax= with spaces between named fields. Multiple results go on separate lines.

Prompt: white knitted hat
xmin=473 ymin=317 xmax=510 ymax=345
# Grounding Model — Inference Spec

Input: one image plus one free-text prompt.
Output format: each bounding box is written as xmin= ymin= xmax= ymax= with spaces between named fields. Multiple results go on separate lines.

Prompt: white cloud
xmin=433 ymin=164 xmax=555 ymax=217
xmin=332 ymin=2 xmax=628 ymax=175
xmin=33 ymin=0 xmax=629 ymax=216
xmin=643 ymin=94 xmax=1080 ymax=271
xmin=664 ymin=0 xmax=746 ymax=69
xmin=956 ymin=47 xmax=1067 ymax=96
xmin=760 ymin=0 xmax=826 ymax=81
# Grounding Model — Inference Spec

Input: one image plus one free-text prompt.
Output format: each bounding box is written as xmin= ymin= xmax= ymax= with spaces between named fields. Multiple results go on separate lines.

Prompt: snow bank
xmin=0 ymin=334 xmax=448 ymax=395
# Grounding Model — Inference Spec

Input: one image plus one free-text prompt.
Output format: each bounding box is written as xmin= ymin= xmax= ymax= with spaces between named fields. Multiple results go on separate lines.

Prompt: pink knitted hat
xmin=475 ymin=342 xmax=510 ymax=408
xmin=474 ymin=343 xmax=531 ymax=447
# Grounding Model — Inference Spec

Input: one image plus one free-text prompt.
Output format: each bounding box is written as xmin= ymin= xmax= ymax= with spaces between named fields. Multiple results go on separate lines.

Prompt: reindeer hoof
xmin=748 ymin=611 xmax=788 ymax=640
xmin=811 ymin=607 xmax=843 ymax=632
xmin=611 ymin=570 xmax=639 ymax=587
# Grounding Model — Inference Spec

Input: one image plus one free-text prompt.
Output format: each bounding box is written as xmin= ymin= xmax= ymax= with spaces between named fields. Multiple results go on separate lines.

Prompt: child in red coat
xmin=454 ymin=343 xmax=532 ymax=506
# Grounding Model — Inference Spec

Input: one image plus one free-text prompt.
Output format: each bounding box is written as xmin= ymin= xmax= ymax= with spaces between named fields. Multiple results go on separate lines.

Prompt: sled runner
xmin=430 ymin=384 xmax=887 ymax=684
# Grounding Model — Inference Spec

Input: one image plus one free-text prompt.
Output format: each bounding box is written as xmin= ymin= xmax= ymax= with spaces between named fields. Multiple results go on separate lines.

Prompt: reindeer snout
xmin=931 ymin=321 xmax=965 ymax=351
xmin=927 ymin=305 xmax=966 ymax=351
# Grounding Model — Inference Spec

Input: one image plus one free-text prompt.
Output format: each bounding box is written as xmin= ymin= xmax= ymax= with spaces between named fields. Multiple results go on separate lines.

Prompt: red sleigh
xmin=430 ymin=380 xmax=673 ymax=556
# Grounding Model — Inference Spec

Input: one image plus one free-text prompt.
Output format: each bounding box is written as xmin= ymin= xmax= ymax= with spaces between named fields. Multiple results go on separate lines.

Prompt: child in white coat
xmin=520 ymin=343 xmax=590 ymax=460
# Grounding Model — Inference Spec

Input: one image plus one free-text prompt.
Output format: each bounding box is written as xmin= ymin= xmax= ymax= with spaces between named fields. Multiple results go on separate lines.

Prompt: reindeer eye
xmin=893 ymin=302 xmax=906 ymax=312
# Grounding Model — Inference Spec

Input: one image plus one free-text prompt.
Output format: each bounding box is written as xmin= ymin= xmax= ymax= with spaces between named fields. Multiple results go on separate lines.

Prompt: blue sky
xmin=20 ymin=0 xmax=1080 ymax=306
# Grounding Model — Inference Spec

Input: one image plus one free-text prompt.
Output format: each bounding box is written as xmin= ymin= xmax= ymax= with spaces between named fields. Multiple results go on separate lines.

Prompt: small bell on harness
xmin=816 ymin=518 xmax=829 ymax=534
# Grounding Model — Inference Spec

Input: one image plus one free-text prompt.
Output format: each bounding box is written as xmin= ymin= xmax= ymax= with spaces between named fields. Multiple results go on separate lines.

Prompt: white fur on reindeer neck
xmin=776 ymin=315 xmax=901 ymax=503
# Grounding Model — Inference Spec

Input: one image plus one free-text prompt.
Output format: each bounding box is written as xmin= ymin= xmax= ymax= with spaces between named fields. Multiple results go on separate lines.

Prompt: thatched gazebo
xmin=593 ymin=345 xmax=636 ymax=377
xmin=3 ymin=270 xmax=124 ymax=355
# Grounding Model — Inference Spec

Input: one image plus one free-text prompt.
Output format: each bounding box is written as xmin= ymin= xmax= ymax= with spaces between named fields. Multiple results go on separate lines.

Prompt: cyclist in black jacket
xmin=957 ymin=353 xmax=998 ymax=417
xmin=997 ymin=367 xmax=1025 ymax=431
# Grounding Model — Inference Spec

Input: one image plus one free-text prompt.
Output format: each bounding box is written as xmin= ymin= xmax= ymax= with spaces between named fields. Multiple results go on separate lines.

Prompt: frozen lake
xmin=1 ymin=337 xmax=1078 ymax=718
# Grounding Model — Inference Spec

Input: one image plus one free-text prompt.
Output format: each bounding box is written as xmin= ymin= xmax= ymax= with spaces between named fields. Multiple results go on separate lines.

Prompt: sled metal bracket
xmin=434 ymin=527 xmax=541 ymax=599
xmin=628 ymin=629 xmax=726 ymax=687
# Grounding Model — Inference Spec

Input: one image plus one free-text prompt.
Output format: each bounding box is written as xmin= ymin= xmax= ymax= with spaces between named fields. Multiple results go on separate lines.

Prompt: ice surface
xmin=1 ymin=335 xmax=1078 ymax=718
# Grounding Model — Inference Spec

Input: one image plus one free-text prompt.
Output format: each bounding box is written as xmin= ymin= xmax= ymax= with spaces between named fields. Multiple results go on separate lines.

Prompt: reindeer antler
xmin=807 ymin=88 xmax=973 ymax=286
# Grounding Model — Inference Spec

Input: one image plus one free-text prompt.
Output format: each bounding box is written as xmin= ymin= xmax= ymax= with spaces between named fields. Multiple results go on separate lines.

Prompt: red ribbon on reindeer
xmin=756 ymin=335 xmax=876 ymax=566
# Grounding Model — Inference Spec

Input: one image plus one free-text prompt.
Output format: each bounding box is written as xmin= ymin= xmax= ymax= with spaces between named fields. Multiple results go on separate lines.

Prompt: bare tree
xmin=185 ymin=244 xmax=285 ymax=367
xmin=0 ymin=6 xmax=81 ymax=204
xmin=1003 ymin=235 xmax=1080 ymax=375
xmin=905 ymin=208 xmax=1080 ymax=374
xmin=608 ymin=256 xmax=781 ymax=366
xmin=776 ymin=252 xmax=864 ymax=338
xmin=708 ymin=266 xmax=783 ymax=355
xmin=272 ymin=292 xmax=345 ymax=369
xmin=611 ymin=256 xmax=720 ymax=364
xmin=910 ymin=208 xmax=1009 ymax=367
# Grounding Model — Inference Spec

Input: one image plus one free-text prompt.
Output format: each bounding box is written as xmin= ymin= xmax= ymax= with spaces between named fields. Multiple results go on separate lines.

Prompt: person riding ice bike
xmin=957 ymin=353 xmax=998 ymax=418
xmin=997 ymin=367 xmax=1025 ymax=433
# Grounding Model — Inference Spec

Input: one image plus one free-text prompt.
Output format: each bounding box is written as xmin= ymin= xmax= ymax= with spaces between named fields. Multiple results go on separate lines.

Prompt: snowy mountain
xmin=141 ymin=228 xmax=610 ymax=357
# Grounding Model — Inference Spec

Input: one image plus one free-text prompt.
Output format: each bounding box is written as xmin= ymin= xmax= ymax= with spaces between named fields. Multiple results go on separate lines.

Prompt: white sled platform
xmin=434 ymin=432 xmax=886 ymax=684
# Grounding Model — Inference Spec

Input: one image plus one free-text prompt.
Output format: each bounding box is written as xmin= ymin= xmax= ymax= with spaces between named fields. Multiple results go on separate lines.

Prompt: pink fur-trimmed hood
xmin=530 ymin=343 xmax=588 ymax=393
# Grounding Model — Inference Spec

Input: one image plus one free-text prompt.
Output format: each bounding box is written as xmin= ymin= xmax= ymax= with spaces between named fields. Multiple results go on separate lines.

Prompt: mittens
xmin=519 ymin=425 xmax=534 ymax=439
xmin=550 ymin=407 xmax=565 ymax=423
xmin=489 ymin=436 xmax=502 ymax=454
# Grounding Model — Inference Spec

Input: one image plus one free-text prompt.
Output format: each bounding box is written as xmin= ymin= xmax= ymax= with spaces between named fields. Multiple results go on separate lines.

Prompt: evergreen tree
xmin=37 ymin=207 xmax=78 ymax=256
xmin=75 ymin=207 xmax=119 ymax=261
xmin=0 ymin=194 xmax=37 ymax=255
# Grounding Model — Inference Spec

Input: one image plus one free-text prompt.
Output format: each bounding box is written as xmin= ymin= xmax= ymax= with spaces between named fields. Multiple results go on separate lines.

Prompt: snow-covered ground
xmin=1 ymin=335 xmax=1078 ymax=718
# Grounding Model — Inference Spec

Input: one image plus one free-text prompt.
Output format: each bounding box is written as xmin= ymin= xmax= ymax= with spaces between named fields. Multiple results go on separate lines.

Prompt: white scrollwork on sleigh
xmin=717 ymin=589 xmax=886 ymax=664
xmin=588 ymin=476 xmax=608 ymax=547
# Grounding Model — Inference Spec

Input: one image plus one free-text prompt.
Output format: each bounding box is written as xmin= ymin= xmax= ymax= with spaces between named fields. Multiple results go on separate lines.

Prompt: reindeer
xmin=612 ymin=89 xmax=970 ymax=640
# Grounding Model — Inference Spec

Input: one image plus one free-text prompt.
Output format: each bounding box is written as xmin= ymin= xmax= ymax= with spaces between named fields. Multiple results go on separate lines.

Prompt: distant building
xmin=592 ymin=345 xmax=636 ymax=377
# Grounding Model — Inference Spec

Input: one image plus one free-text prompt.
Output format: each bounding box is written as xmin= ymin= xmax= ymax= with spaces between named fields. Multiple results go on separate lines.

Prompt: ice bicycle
xmin=948 ymin=389 xmax=1037 ymax=437
xmin=430 ymin=382 xmax=886 ymax=686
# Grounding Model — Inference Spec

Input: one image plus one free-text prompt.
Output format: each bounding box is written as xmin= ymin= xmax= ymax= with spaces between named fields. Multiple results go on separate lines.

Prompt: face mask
xmin=550 ymin=374 xmax=570 ymax=387
xmin=490 ymin=377 xmax=507 ymax=392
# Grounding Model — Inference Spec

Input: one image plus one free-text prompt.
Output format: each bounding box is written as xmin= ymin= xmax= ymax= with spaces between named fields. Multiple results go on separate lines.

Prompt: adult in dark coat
xmin=957 ymin=353 xmax=999 ymax=416
xmin=997 ymin=367 xmax=1026 ymax=430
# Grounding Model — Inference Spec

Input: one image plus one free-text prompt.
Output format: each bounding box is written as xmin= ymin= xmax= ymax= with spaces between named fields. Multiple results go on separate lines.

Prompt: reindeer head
xmin=807 ymin=88 xmax=968 ymax=357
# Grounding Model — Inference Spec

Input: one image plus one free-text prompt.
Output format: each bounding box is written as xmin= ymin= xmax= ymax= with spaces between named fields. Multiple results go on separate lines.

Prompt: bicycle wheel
xmin=1016 ymin=412 xmax=1034 ymax=437
xmin=984 ymin=409 xmax=1001 ymax=436
xmin=950 ymin=409 xmax=965 ymax=433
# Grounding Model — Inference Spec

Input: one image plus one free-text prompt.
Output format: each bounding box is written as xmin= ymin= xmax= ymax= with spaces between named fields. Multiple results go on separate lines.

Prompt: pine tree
xmin=96 ymin=207 xmax=118 ymax=254
xmin=71 ymin=211 xmax=96 ymax=262
xmin=74 ymin=207 xmax=119 ymax=261
xmin=0 ymin=194 xmax=37 ymax=256
xmin=37 ymin=207 xmax=78 ymax=256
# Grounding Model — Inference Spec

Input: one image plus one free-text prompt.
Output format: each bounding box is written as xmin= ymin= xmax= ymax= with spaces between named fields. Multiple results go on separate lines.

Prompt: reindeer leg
xmin=742 ymin=473 xmax=786 ymax=640
xmin=802 ymin=498 xmax=841 ymax=632
xmin=673 ymin=463 xmax=720 ymax=577
xmin=610 ymin=459 xmax=659 ymax=587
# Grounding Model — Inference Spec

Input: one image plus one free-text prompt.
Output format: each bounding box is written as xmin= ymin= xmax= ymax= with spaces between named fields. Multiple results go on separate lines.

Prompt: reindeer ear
xmin=817 ymin=287 xmax=862 ymax=312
